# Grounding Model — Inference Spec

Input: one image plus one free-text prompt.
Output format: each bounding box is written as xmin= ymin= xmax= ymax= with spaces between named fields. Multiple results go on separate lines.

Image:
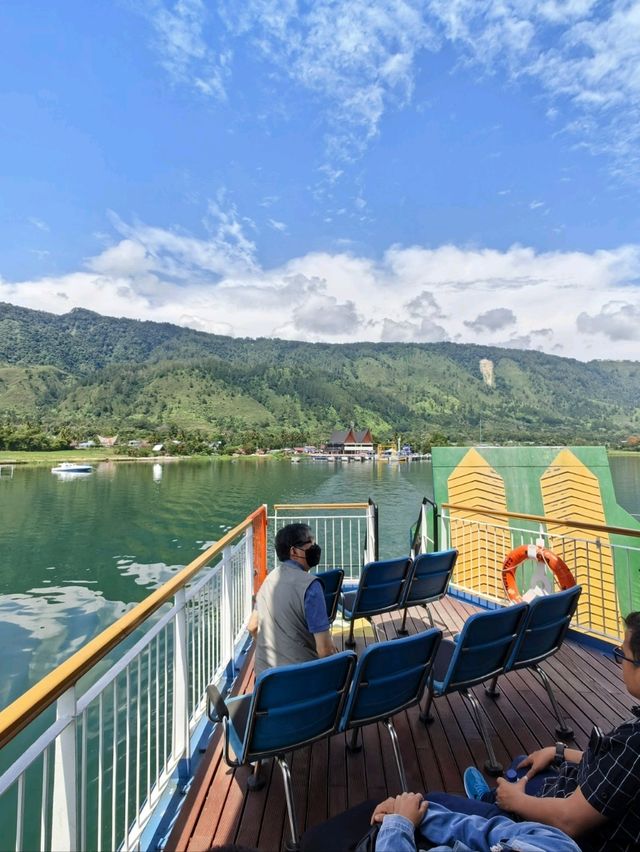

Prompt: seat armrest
xmin=207 ymin=684 xmax=229 ymax=722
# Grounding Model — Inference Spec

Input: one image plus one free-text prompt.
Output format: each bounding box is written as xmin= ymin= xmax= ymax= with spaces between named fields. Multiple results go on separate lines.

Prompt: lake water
xmin=0 ymin=455 xmax=639 ymax=713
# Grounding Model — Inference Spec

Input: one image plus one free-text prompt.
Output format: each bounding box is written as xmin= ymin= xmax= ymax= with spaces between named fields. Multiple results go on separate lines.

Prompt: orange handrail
xmin=0 ymin=505 xmax=267 ymax=751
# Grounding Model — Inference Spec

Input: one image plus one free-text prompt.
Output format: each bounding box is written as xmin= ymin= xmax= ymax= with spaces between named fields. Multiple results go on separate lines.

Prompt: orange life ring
xmin=502 ymin=544 xmax=576 ymax=603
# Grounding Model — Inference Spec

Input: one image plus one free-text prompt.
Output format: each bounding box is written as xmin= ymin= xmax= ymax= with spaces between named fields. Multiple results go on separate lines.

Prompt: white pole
xmin=51 ymin=687 xmax=78 ymax=852
xmin=172 ymin=589 xmax=189 ymax=773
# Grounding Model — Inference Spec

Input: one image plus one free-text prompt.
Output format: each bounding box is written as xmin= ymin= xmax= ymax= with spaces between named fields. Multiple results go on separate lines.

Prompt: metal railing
xmin=438 ymin=503 xmax=640 ymax=644
xmin=0 ymin=506 xmax=267 ymax=852
xmin=270 ymin=500 xmax=377 ymax=579
xmin=410 ymin=497 xmax=438 ymax=556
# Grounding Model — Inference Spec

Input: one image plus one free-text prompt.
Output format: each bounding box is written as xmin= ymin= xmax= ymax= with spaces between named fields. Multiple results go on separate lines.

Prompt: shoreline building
xmin=326 ymin=427 xmax=374 ymax=457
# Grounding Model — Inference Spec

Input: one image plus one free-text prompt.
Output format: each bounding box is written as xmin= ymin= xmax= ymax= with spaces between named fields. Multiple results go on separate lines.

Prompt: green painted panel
xmin=432 ymin=446 xmax=640 ymax=616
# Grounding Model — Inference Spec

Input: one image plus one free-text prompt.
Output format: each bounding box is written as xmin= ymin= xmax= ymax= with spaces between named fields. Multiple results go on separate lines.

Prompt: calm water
xmin=0 ymin=455 xmax=639 ymax=713
xmin=0 ymin=458 xmax=434 ymax=711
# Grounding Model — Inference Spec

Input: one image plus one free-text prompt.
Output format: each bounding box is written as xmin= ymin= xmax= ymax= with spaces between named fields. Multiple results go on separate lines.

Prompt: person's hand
xmin=517 ymin=746 xmax=555 ymax=779
xmin=371 ymin=797 xmax=395 ymax=825
xmin=371 ymin=793 xmax=428 ymax=827
xmin=495 ymin=775 xmax=527 ymax=812
xmin=394 ymin=793 xmax=428 ymax=826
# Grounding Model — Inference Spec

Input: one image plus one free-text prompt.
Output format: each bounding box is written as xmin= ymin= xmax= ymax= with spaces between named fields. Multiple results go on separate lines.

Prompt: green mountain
xmin=2 ymin=301 xmax=640 ymax=447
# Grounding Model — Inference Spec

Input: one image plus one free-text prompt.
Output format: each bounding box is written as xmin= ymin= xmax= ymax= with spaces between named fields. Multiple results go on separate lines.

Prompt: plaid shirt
xmin=540 ymin=709 xmax=640 ymax=852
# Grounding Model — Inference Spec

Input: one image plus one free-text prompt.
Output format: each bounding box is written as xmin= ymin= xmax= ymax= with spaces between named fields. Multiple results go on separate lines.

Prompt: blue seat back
xmin=347 ymin=557 xmax=414 ymax=617
xmin=243 ymin=651 xmax=356 ymax=760
xmin=341 ymin=628 xmax=442 ymax=728
xmin=405 ymin=549 xmax=457 ymax=605
xmin=439 ymin=604 xmax=529 ymax=694
xmin=506 ymin=587 xmax=582 ymax=672
xmin=314 ymin=568 xmax=345 ymax=623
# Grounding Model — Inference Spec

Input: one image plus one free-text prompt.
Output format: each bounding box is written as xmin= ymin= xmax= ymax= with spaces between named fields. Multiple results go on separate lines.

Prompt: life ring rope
xmin=502 ymin=544 xmax=576 ymax=603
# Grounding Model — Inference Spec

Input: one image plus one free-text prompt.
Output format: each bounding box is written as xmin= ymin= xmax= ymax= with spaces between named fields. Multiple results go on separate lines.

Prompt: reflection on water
xmin=0 ymin=457 xmax=434 ymax=710
xmin=51 ymin=470 xmax=93 ymax=480
xmin=1 ymin=455 xmax=639 ymax=711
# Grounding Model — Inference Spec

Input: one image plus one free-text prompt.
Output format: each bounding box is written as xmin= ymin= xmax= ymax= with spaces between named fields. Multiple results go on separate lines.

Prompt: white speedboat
xmin=51 ymin=462 xmax=94 ymax=474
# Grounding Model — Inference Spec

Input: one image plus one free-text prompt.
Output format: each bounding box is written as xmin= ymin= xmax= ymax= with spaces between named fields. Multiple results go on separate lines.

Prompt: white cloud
xmin=426 ymin=0 xmax=640 ymax=179
xmin=4 ymin=207 xmax=640 ymax=360
xmin=138 ymin=1 xmax=640 ymax=177
xmin=141 ymin=0 xmax=230 ymax=99
xmin=28 ymin=217 xmax=49 ymax=232
xmin=380 ymin=316 xmax=448 ymax=342
xmin=465 ymin=307 xmax=517 ymax=332
xmin=577 ymin=301 xmax=640 ymax=342
xmin=226 ymin=0 xmax=435 ymax=159
xmin=404 ymin=289 xmax=446 ymax=318
xmin=268 ymin=218 xmax=288 ymax=233
xmin=291 ymin=291 xmax=361 ymax=334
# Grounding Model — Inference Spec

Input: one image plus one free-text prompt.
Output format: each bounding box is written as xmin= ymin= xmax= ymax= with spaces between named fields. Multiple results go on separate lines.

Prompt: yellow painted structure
xmin=447 ymin=448 xmax=510 ymax=598
xmin=540 ymin=449 xmax=619 ymax=635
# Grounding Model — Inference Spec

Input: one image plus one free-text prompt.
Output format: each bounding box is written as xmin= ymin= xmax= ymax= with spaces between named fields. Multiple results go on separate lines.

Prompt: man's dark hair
xmin=275 ymin=523 xmax=313 ymax=562
xmin=624 ymin=611 xmax=640 ymax=661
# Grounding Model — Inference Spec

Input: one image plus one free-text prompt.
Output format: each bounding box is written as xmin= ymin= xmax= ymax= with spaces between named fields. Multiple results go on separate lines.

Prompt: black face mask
xmin=302 ymin=543 xmax=322 ymax=568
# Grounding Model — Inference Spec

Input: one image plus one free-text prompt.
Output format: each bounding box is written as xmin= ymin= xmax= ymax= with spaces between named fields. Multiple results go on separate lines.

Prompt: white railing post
xmin=221 ymin=547 xmax=233 ymax=669
xmin=51 ymin=687 xmax=78 ymax=852
xmin=365 ymin=502 xmax=376 ymax=565
xmin=172 ymin=588 xmax=189 ymax=774
xmin=420 ymin=503 xmax=428 ymax=554
xmin=440 ymin=508 xmax=449 ymax=551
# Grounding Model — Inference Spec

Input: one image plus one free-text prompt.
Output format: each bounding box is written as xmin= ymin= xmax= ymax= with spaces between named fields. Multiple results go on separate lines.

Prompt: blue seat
xmin=340 ymin=556 xmax=414 ymax=648
xmin=398 ymin=549 xmax=458 ymax=634
xmin=486 ymin=587 xmax=582 ymax=739
xmin=420 ymin=603 xmax=529 ymax=775
xmin=339 ymin=628 xmax=442 ymax=791
xmin=313 ymin=568 xmax=345 ymax=623
xmin=207 ymin=651 xmax=356 ymax=851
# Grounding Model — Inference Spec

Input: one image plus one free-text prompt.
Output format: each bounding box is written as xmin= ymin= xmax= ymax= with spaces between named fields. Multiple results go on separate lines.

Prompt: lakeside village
xmin=72 ymin=427 xmax=429 ymax=461
xmin=0 ymin=426 xmax=432 ymax=462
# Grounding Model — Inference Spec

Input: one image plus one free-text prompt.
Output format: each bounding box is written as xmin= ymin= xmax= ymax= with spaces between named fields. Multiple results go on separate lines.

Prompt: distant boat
xmin=51 ymin=462 xmax=94 ymax=474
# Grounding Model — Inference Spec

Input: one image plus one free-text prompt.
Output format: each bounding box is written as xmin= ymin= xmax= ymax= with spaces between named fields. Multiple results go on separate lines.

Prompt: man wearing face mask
xmin=249 ymin=523 xmax=338 ymax=676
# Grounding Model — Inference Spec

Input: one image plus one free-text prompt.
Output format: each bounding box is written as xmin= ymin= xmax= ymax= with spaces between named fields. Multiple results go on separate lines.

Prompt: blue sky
xmin=1 ymin=0 xmax=640 ymax=360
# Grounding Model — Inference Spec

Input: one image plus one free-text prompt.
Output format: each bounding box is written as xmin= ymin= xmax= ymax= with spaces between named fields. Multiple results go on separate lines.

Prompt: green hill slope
xmin=1 ymin=302 xmax=639 ymax=446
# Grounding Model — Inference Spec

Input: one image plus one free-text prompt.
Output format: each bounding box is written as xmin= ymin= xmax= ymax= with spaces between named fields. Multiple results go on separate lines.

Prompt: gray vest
xmin=254 ymin=561 xmax=319 ymax=676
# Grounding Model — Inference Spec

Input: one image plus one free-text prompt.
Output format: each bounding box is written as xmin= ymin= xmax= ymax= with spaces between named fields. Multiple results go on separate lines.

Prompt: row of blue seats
xmin=314 ymin=548 xmax=459 ymax=646
xmin=206 ymin=583 xmax=582 ymax=851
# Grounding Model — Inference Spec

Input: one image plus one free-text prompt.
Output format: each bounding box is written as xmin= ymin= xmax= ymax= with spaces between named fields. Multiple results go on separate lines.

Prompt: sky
xmin=1 ymin=0 xmax=640 ymax=362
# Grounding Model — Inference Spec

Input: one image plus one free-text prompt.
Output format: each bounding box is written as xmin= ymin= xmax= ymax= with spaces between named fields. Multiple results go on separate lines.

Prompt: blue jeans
xmin=377 ymin=802 xmax=581 ymax=852
xmin=426 ymin=755 xmax=559 ymax=816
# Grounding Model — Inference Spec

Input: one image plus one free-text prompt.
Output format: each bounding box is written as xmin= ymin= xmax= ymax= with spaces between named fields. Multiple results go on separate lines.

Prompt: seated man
xmin=459 ymin=610 xmax=640 ymax=851
xmin=372 ymin=791 xmax=580 ymax=852
xmin=248 ymin=522 xmax=337 ymax=675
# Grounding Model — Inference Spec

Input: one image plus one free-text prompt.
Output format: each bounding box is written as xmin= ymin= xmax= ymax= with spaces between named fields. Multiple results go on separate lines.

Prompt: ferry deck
xmin=167 ymin=595 xmax=633 ymax=851
xmin=0 ymin=472 xmax=638 ymax=852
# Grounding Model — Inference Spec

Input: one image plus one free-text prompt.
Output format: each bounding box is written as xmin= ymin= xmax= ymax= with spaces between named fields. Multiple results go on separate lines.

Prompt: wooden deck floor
xmin=167 ymin=595 xmax=634 ymax=852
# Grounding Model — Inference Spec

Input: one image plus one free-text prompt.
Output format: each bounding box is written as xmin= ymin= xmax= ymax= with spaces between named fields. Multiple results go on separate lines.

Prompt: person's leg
xmin=300 ymin=798 xmax=378 ymax=852
xmin=466 ymin=756 xmax=564 ymax=803
xmin=426 ymin=791 xmax=502 ymax=818
xmin=508 ymin=755 xmax=570 ymax=798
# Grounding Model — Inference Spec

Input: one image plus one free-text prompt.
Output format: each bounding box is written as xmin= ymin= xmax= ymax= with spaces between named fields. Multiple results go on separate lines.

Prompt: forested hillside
xmin=1 ymin=302 xmax=639 ymax=450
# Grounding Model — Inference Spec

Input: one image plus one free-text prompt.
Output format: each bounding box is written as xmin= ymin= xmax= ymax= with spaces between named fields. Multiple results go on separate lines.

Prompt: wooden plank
xmin=255 ymin=755 xmax=287 ymax=852
xmin=327 ymin=730 xmax=347 ymax=817
xmin=171 ymin=596 xmax=636 ymax=851
xmin=233 ymin=759 xmax=276 ymax=850
xmin=304 ymin=737 xmax=330 ymax=831
xmin=167 ymin=649 xmax=255 ymax=851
